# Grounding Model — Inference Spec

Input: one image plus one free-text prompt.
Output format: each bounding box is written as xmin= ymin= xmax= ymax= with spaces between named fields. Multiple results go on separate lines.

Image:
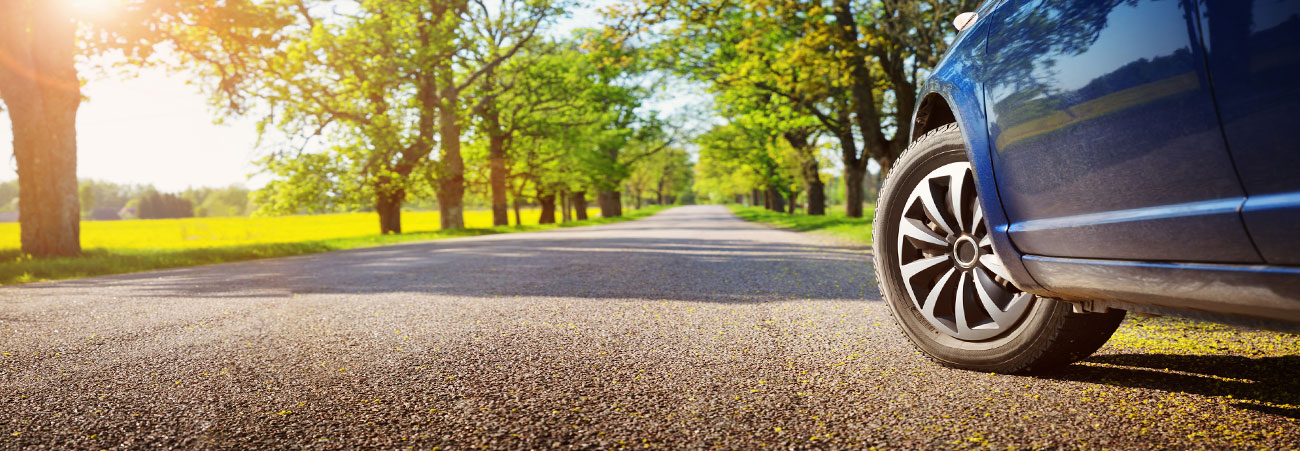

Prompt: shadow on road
xmin=23 ymin=229 xmax=880 ymax=303
xmin=1047 ymin=353 xmax=1300 ymax=419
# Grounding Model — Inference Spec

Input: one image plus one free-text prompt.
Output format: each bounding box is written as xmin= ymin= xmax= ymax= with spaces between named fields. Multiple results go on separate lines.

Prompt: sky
xmin=0 ymin=1 xmax=632 ymax=192
xmin=0 ymin=68 xmax=264 ymax=192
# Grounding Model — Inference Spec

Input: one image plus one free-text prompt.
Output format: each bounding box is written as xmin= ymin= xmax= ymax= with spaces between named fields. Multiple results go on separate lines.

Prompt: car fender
xmin=911 ymin=38 xmax=1049 ymax=294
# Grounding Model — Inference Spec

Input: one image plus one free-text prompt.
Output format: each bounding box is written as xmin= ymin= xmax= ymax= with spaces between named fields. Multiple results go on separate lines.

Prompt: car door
xmin=1198 ymin=0 xmax=1300 ymax=265
xmin=981 ymin=0 xmax=1261 ymax=263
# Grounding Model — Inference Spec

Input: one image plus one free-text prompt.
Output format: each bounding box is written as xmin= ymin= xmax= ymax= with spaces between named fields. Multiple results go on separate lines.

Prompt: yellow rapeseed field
xmin=0 ymin=209 xmax=597 ymax=251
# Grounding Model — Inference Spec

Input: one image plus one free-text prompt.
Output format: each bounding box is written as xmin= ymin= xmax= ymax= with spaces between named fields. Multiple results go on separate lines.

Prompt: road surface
xmin=2 ymin=205 xmax=1297 ymax=449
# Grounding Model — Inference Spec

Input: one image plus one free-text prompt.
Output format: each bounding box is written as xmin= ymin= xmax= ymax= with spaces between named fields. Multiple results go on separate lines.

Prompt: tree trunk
xmin=538 ymin=191 xmax=557 ymax=224
xmin=513 ymin=197 xmax=522 ymax=226
xmin=766 ymin=186 xmax=785 ymax=213
xmin=437 ymin=88 xmax=465 ymax=230
xmin=845 ymin=165 xmax=867 ymax=218
xmin=784 ymin=129 xmax=826 ymax=216
xmin=751 ymin=189 xmax=762 ymax=207
xmin=375 ymin=189 xmax=403 ymax=234
xmin=788 ymin=189 xmax=800 ymax=214
xmin=560 ymin=189 xmax=571 ymax=222
xmin=597 ymin=190 xmax=621 ymax=217
xmin=571 ymin=191 xmax=589 ymax=220
xmin=0 ymin=2 xmax=81 ymax=257
xmin=804 ymin=158 xmax=826 ymax=215
xmin=487 ymin=113 xmax=508 ymax=226
xmin=633 ymin=190 xmax=643 ymax=209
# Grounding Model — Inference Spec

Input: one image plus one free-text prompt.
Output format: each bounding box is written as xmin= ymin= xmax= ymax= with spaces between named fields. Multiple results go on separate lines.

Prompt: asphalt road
xmin=2 ymin=205 xmax=1297 ymax=449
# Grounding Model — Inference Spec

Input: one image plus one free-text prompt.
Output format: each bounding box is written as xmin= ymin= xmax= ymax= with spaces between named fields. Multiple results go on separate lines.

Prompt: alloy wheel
xmin=894 ymin=162 xmax=1034 ymax=341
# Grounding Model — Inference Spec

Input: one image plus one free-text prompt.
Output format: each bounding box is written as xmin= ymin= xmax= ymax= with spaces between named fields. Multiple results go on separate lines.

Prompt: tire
xmin=872 ymin=123 xmax=1126 ymax=373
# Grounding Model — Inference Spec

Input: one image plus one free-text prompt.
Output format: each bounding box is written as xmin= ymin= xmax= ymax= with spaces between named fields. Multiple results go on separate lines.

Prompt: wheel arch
xmin=911 ymin=93 xmax=958 ymax=142
xmin=909 ymin=80 xmax=1048 ymax=293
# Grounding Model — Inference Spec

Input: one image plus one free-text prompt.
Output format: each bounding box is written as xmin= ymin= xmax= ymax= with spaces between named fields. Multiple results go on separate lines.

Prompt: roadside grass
xmin=0 ymin=206 xmax=666 ymax=286
xmin=727 ymin=205 xmax=874 ymax=245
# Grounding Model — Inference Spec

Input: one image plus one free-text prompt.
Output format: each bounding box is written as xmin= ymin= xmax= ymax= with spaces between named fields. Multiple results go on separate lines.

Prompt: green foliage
xmin=0 ymin=180 xmax=16 ymax=212
xmin=626 ymin=147 xmax=693 ymax=206
xmin=78 ymin=185 xmax=95 ymax=217
xmin=611 ymin=0 xmax=977 ymax=215
xmin=136 ymin=190 xmax=194 ymax=219
xmin=183 ymin=185 xmax=252 ymax=217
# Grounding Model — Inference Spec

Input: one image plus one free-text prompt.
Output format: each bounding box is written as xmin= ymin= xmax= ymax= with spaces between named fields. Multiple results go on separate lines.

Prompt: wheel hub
xmin=894 ymin=162 xmax=1035 ymax=341
xmin=952 ymin=235 xmax=979 ymax=268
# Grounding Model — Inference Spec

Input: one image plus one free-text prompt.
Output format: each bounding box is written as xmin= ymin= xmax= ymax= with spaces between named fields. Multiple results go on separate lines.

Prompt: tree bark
xmin=766 ymin=186 xmax=785 ymax=213
xmin=0 ymin=2 xmax=81 ymax=257
xmin=845 ymin=165 xmax=867 ymax=218
xmin=804 ymin=158 xmax=826 ymax=215
xmin=597 ymin=190 xmax=621 ymax=217
xmin=788 ymin=189 xmax=800 ymax=214
xmin=513 ymin=197 xmax=522 ymax=226
xmin=538 ymin=191 xmax=557 ymax=224
xmin=375 ymin=188 xmax=403 ymax=234
xmin=571 ymin=191 xmax=589 ymax=220
xmin=437 ymin=87 xmax=465 ymax=230
xmin=751 ymin=189 xmax=762 ymax=207
xmin=486 ymin=110 xmax=509 ymax=227
xmin=560 ymin=189 xmax=571 ymax=222
xmin=783 ymin=129 xmax=825 ymax=216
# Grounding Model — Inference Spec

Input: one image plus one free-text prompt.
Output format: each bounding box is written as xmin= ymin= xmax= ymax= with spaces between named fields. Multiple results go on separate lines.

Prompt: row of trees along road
xmin=609 ymin=0 xmax=978 ymax=216
xmin=0 ymin=0 xmax=686 ymax=257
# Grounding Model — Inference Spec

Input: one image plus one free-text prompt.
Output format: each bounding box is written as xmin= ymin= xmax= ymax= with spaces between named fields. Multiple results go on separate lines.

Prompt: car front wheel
xmin=873 ymin=123 xmax=1126 ymax=373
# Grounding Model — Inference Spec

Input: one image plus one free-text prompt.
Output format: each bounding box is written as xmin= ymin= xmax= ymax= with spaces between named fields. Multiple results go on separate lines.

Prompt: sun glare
xmin=65 ymin=0 xmax=121 ymax=19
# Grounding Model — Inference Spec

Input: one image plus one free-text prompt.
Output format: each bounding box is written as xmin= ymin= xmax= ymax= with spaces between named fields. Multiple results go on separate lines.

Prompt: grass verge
xmin=727 ymin=205 xmax=874 ymax=245
xmin=0 ymin=206 xmax=666 ymax=286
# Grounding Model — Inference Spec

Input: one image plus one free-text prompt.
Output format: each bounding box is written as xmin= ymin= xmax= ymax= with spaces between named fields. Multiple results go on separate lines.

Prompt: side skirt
xmin=1022 ymin=255 xmax=1300 ymax=331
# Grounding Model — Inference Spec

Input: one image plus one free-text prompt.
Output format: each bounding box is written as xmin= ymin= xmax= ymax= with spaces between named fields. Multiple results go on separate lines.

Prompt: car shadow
xmin=1043 ymin=353 xmax=1300 ymax=419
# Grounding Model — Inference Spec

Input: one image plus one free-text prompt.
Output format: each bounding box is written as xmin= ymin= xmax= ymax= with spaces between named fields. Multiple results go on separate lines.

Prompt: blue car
xmin=873 ymin=0 xmax=1300 ymax=373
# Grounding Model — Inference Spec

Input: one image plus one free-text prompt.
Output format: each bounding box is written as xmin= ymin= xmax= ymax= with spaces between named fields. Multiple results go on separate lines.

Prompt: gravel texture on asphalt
xmin=1 ymin=205 xmax=1297 ymax=449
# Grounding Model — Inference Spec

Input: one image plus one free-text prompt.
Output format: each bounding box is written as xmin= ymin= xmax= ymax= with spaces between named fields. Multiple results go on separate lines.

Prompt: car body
xmin=908 ymin=0 xmax=1300 ymax=331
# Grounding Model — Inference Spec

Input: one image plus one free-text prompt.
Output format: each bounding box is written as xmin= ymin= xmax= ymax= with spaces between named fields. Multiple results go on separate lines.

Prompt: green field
xmin=0 ymin=207 xmax=662 ymax=286
xmin=727 ymin=205 xmax=874 ymax=245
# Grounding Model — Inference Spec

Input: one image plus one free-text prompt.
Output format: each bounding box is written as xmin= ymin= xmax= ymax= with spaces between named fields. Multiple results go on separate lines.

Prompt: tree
xmin=612 ymin=0 xmax=977 ymax=217
xmin=627 ymin=147 xmax=692 ymax=207
xmin=471 ymin=40 xmax=599 ymax=226
xmin=79 ymin=184 xmax=96 ymax=218
xmin=695 ymin=120 xmax=800 ymax=213
xmin=217 ymin=0 xmax=559 ymax=233
xmin=0 ymin=1 xmax=82 ymax=256
xmin=0 ymin=0 xmax=285 ymax=256
xmin=573 ymin=29 xmax=666 ymax=218
xmin=136 ymin=189 xmax=194 ymax=219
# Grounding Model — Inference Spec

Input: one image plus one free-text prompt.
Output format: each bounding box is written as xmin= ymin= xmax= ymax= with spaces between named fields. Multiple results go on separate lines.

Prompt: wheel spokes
xmin=899 ymin=217 xmax=951 ymax=249
xmin=979 ymin=254 xmax=1011 ymax=281
xmin=915 ymin=180 xmax=956 ymax=237
xmin=894 ymin=161 xmax=1035 ymax=342
xmin=954 ymin=271 xmax=973 ymax=334
xmin=901 ymin=255 xmax=950 ymax=281
xmin=922 ymin=267 xmax=959 ymax=333
xmin=948 ymin=168 xmax=970 ymax=234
